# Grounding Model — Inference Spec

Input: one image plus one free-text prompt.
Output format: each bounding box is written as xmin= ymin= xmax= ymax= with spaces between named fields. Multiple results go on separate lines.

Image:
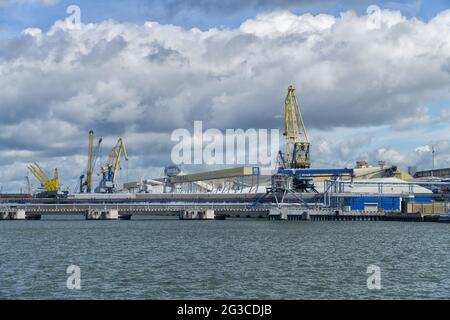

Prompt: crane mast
xmin=283 ymin=85 xmax=311 ymax=169
xmin=80 ymin=130 xmax=103 ymax=193
xmin=87 ymin=130 xmax=94 ymax=192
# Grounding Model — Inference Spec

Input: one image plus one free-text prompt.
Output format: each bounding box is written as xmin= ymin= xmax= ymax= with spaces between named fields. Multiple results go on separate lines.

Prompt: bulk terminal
xmin=1 ymin=86 xmax=450 ymax=222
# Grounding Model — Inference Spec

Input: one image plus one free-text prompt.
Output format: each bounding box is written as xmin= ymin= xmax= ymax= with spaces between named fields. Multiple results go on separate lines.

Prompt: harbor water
xmin=0 ymin=217 xmax=448 ymax=299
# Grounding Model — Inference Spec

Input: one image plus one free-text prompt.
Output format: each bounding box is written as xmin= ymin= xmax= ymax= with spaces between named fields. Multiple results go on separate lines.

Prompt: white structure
xmin=85 ymin=209 xmax=119 ymax=220
xmin=320 ymin=177 xmax=433 ymax=194
xmin=0 ymin=209 xmax=26 ymax=220
xmin=180 ymin=209 xmax=215 ymax=220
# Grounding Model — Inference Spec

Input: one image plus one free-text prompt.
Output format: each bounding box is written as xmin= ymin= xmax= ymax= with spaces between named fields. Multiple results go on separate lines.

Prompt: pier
xmin=0 ymin=202 xmax=272 ymax=220
xmin=0 ymin=201 xmax=441 ymax=222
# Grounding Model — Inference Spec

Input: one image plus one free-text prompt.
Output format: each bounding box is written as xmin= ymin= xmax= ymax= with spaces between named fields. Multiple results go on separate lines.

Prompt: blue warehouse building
xmin=413 ymin=196 xmax=434 ymax=203
xmin=329 ymin=194 xmax=439 ymax=212
xmin=344 ymin=196 xmax=401 ymax=211
xmin=330 ymin=195 xmax=401 ymax=211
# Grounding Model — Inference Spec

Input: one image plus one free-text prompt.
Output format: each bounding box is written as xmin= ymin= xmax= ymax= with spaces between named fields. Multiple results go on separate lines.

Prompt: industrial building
xmin=414 ymin=168 xmax=450 ymax=179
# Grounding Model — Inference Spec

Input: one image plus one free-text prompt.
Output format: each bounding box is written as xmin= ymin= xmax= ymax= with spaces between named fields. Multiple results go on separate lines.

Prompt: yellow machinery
xmin=27 ymin=162 xmax=59 ymax=193
xmin=281 ymin=85 xmax=311 ymax=169
xmin=80 ymin=130 xmax=102 ymax=193
xmin=96 ymin=138 xmax=128 ymax=193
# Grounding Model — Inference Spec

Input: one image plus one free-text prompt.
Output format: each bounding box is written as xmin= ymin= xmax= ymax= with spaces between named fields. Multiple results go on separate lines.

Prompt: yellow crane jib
xmin=283 ymin=85 xmax=311 ymax=169
xmin=27 ymin=162 xmax=59 ymax=193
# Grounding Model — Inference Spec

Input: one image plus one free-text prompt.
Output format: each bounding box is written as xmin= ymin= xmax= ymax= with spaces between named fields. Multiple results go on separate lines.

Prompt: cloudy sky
xmin=0 ymin=0 xmax=450 ymax=192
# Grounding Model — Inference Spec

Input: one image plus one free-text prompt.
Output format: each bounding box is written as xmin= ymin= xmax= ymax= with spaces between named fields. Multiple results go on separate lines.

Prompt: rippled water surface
xmin=0 ymin=217 xmax=448 ymax=299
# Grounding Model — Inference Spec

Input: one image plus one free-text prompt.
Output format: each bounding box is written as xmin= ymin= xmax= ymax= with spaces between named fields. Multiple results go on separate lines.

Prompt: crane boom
xmin=283 ymin=85 xmax=311 ymax=169
xmin=28 ymin=163 xmax=48 ymax=185
xmin=29 ymin=163 xmax=48 ymax=182
xmin=111 ymin=138 xmax=128 ymax=180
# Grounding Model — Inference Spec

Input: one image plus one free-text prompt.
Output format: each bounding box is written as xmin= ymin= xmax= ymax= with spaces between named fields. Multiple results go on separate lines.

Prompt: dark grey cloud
xmin=147 ymin=41 xmax=188 ymax=64
xmin=80 ymin=35 xmax=128 ymax=65
xmin=442 ymin=57 xmax=450 ymax=74
xmin=0 ymin=35 xmax=40 ymax=61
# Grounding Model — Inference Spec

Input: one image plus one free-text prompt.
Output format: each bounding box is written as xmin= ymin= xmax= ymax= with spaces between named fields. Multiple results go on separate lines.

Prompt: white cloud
xmin=415 ymin=145 xmax=431 ymax=153
xmin=375 ymin=147 xmax=406 ymax=164
xmin=240 ymin=10 xmax=336 ymax=38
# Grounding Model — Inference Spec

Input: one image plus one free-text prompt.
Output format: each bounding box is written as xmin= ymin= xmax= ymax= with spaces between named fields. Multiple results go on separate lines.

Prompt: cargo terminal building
xmin=324 ymin=177 xmax=439 ymax=214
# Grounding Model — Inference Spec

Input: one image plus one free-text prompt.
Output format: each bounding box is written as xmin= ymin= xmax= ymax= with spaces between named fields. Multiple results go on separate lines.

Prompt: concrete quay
xmin=0 ymin=202 xmax=441 ymax=222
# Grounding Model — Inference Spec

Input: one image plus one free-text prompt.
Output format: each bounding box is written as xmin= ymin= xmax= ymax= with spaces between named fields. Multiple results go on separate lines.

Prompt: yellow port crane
xmin=80 ymin=130 xmax=102 ymax=193
xmin=96 ymin=138 xmax=128 ymax=193
xmin=280 ymin=85 xmax=311 ymax=169
xmin=27 ymin=162 xmax=59 ymax=193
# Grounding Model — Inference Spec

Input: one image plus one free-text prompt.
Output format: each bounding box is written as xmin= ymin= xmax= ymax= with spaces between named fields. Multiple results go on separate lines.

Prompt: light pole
xmin=431 ymin=144 xmax=437 ymax=177
xmin=432 ymin=145 xmax=435 ymax=170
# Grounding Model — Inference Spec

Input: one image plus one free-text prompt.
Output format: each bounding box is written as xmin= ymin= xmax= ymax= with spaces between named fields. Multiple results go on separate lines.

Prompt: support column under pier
xmin=85 ymin=209 xmax=119 ymax=220
xmin=179 ymin=209 xmax=216 ymax=220
xmin=269 ymin=208 xmax=312 ymax=221
xmin=0 ymin=209 xmax=26 ymax=220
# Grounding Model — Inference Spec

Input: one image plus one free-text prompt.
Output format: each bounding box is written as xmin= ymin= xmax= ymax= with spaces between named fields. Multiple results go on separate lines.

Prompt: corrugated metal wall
xmin=414 ymin=197 xmax=433 ymax=203
xmin=340 ymin=196 xmax=401 ymax=211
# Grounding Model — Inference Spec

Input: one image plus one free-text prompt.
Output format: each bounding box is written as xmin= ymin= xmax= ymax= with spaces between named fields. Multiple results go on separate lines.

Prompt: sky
xmin=0 ymin=0 xmax=450 ymax=192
